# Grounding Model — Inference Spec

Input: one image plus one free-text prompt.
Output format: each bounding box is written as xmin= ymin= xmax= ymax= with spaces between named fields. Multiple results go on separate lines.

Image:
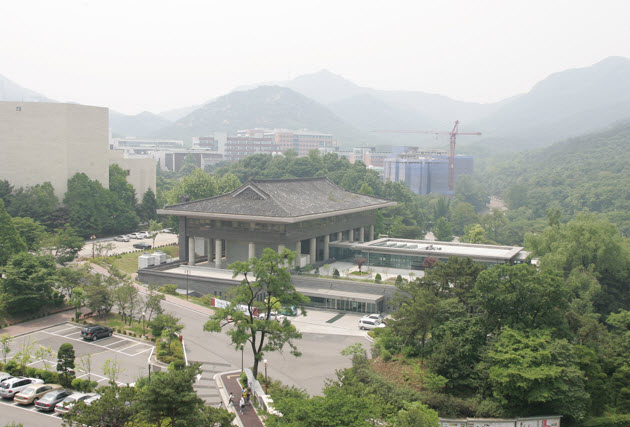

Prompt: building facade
xmin=0 ymin=101 xmax=110 ymax=199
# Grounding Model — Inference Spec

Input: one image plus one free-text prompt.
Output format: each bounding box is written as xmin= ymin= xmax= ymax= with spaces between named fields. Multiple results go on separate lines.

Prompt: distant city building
xmin=0 ymin=101 xmax=155 ymax=199
xmin=384 ymin=148 xmax=473 ymax=196
xmin=110 ymin=137 xmax=184 ymax=153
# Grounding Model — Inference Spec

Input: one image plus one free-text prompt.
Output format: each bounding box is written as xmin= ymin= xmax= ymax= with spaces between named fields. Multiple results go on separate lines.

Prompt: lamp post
xmin=240 ymin=345 xmax=244 ymax=373
xmin=186 ymin=269 xmax=190 ymax=301
xmin=141 ymin=311 xmax=146 ymax=338
xmin=264 ymin=359 xmax=268 ymax=394
xmin=90 ymin=235 xmax=96 ymax=258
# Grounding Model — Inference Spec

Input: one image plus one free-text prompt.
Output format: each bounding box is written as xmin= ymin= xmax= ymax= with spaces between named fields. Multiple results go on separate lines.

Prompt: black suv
xmin=81 ymin=325 xmax=113 ymax=341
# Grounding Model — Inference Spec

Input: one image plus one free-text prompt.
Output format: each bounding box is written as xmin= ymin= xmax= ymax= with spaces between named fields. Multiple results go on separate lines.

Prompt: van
xmin=358 ymin=318 xmax=386 ymax=330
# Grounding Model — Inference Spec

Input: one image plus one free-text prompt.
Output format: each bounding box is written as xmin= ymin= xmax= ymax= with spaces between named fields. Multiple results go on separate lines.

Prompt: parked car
xmin=14 ymin=383 xmax=62 ymax=405
xmin=358 ymin=318 xmax=386 ymax=330
xmin=81 ymin=325 xmax=113 ymax=341
xmin=257 ymin=311 xmax=278 ymax=320
xmin=55 ymin=393 xmax=95 ymax=414
xmin=114 ymin=235 xmax=130 ymax=242
xmin=0 ymin=372 xmax=13 ymax=383
xmin=133 ymin=242 xmax=152 ymax=250
xmin=161 ymin=228 xmax=173 ymax=233
xmin=84 ymin=394 xmax=101 ymax=405
xmin=0 ymin=377 xmax=44 ymax=399
xmin=128 ymin=232 xmax=142 ymax=239
xmin=35 ymin=389 xmax=74 ymax=412
xmin=362 ymin=313 xmax=384 ymax=322
xmin=138 ymin=231 xmax=150 ymax=238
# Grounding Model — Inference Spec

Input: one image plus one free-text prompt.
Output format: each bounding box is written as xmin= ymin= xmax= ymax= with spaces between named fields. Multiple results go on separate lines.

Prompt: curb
xmin=6 ymin=321 xmax=73 ymax=338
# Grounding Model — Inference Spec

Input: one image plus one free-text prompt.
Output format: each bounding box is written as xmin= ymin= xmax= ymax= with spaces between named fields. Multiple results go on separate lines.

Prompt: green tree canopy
xmin=0 ymin=199 xmax=27 ymax=265
xmin=203 ymin=248 xmax=309 ymax=377
xmin=0 ymin=252 xmax=56 ymax=314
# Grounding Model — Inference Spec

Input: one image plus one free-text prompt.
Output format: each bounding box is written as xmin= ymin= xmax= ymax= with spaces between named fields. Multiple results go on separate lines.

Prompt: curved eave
xmin=157 ymin=201 xmax=397 ymax=224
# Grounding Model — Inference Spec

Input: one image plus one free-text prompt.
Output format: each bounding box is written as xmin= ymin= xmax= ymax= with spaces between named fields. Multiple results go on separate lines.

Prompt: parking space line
xmin=118 ymin=343 xmax=141 ymax=352
xmin=129 ymin=347 xmax=152 ymax=356
xmin=103 ymin=340 xmax=125 ymax=347
xmin=41 ymin=330 xmax=154 ymax=358
xmin=53 ymin=325 xmax=79 ymax=334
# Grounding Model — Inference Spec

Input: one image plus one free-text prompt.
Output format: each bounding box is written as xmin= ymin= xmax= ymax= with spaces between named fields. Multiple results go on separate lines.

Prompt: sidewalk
xmin=219 ymin=371 xmax=264 ymax=427
xmin=0 ymin=309 xmax=76 ymax=336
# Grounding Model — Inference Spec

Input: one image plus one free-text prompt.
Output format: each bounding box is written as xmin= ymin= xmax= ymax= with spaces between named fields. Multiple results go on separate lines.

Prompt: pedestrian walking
xmin=228 ymin=392 xmax=234 ymax=407
xmin=246 ymin=389 xmax=251 ymax=405
xmin=240 ymin=396 xmax=245 ymax=413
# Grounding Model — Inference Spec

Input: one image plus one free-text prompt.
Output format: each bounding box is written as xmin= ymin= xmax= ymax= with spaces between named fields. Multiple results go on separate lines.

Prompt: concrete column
xmin=369 ymin=225 xmax=375 ymax=241
xmin=208 ymin=238 xmax=214 ymax=262
xmin=278 ymin=243 xmax=285 ymax=253
xmin=248 ymin=242 xmax=256 ymax=259
xmin=295 ymin=241 xmax=302 ymax=267
xmin=205 ymin=239 xmax=211 ymax=261
xmin=215 ymin=239 xmax=222 ymax=269
xmin=349 ymin=229 xmax=354 ymax=243
xmin=323 ymin=234 xmax=330 ymax=260
xmin=309 ymin=237 xmax=316 ymax=264
xmin=188 ymin=237 xmax=195 ymax=266
xmin=337 ymin=231 xmax=343 ymax=241
xmin=359 ymin=227 xmax=365 ymax=242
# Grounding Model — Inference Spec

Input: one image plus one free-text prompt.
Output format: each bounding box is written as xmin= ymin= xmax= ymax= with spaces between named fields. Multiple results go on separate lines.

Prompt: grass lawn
xmin=84 ymin=312 xmax=147 ymax=338
xmin=99 ymin=245 xmax=179 ymax=275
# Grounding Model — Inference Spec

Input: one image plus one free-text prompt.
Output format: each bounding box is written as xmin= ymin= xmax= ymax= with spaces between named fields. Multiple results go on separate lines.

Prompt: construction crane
xmin=373 ymin=120 xmax=481 ymax=193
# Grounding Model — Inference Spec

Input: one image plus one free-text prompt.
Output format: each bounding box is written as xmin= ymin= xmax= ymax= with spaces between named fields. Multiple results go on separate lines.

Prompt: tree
xmin=8 ymin=182 xmax=58 ymax=228
xmin=148 ymin=220 xmax=162 ymax=248
xmin=217 ymin=173 xmax=241 ymax=194
xmin=102 ymin=358 xmax=125 ymax=386
xmin=0 ymin=179 xmax=13 ymax=208
xmin=461 ymin=224 xmax=488 ymax=244
xmin=203 ymin=249 xmax=309 ymax=377
xmin=64 ymin=173 xmax=111 ymax=236
xmin=62 ymin=385 xmax=136 ymax=427
xmin=77 ymin=353 xmax=93 ymax=381
xmin=354 ymin=255 xmax=367 ymax=273
xmin=112 ymin=280 xmax=141 ymax=326
xmin=138 ymin=188 xmax=159 ymax=222
xmin=142 ymin=283 xmax=165 ymax=322
xmin=450 ymin=201 xmax=479 ymax=235
xmin=41 ymin=225 xmax=85 ymax=264
xmin=84 ymin=276 xmax=114 ymax=318
xmin=0 ymin=334 xmax=12 ymax=364
xmin=14 ymin=339 xmax=37 ymax=375
xmin=135 ymin=364 xmax=205 ymax=426
xmin=70 ymin=287 xmax=86 ymax=321
xmin=481 ymin=328 xmax=589 ymax=422
xmin=11 ymin=217 xmax=47 ymax=251
xmin=166 ymin=168 xmax=217 ymax=205
xmin=390 ymin=401 xmax=440 ymax=427
xmin=57 ymin=343 xmax=76 ymax=387
xmin=34 ymin=345 xmax=55 ymax=371
xmin=474 ymin=264 xmax=570 ymax=334
xmin=149 ymin=314 xmax=183 ymax=353
xmin=0 ymin=252 xmax=57 ymax=315
xmin=0 ymin=199 xmax=27 ymax=265
xmin=433 ymin=217 xmax=453 ymax=242
xmin=358 ymin=183 xmax=374 ymax=196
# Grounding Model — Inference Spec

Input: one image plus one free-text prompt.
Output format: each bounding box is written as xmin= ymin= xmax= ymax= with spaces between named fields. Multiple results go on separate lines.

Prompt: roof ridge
xmin=250 ymin=177 xmax=327 ymax=183
xmin=255 ymin=181 xmax=292 ymax=216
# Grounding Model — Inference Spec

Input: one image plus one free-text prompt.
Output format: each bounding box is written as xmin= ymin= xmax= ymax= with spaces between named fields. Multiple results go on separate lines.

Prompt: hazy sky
xmin=2 ymin=0 xmax=630 ymax=115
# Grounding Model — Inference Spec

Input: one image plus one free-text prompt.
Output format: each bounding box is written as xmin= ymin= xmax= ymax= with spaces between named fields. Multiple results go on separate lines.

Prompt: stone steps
xmin=192 ymin=360 xmax=233 ymax=406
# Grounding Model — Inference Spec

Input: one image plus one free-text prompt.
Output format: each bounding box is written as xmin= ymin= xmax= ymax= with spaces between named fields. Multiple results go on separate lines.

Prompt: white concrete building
xmin=0 ymin=101 xmax=155 ymax=199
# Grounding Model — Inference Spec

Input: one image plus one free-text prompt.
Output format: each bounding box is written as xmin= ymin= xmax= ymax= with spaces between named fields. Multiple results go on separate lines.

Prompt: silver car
xmin=114 ymin=235 xmax=130 ymax=242
xmin=0 ymin=377 xmax=44 ymax=399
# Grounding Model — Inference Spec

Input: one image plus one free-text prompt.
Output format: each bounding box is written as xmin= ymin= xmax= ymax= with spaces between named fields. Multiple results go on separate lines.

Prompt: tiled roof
xmin=160 ymin=177 xmax=395 ymax=220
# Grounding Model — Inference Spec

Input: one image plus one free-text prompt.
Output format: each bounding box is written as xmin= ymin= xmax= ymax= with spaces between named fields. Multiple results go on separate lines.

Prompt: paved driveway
xmin=8 ymin=323 xmax=154 ymax=385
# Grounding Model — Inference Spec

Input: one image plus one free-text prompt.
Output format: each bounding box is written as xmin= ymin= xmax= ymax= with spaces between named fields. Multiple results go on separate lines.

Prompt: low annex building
xmin=158 ymin=177 xmax=397 ymax=269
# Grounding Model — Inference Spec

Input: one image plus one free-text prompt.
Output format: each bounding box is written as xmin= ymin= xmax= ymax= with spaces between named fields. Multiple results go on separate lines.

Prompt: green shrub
xmin=171 ymin=360 xmax=185 ymax=370
xmin=4 ymin=360 xmax=19 ymax=376
xmin=240 ymin=371 xmax=248 ymax=388
xmin=381 ymin=349 xmax=392 ymax=361
xmin=159 ymin=284 xmax=178 ymax=295
xmin=304 ymin=264 xmax=312 ymax=272
xmin=374 ymin=273 xmax=382 ymax=283
xmin=333 ymin=269 xmax=340 ymax=277
xmin=26 ymin=367 xmax=37 ymax=378
xmin=584 ymin=415 xmax=630 ymax=427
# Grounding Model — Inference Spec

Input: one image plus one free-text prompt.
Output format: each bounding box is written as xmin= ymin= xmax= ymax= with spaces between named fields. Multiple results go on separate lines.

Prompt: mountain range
xmin=3 ymin=56 xmax=630 ymax=152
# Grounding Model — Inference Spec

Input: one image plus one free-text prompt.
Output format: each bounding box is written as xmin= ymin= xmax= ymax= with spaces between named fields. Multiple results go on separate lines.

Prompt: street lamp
xmin=240 ymin=345 xmax=244 ymax=373
xmin=90 ymin=235 xmax=96 ymax=258
xmin=141 ymin=312 xmax=146 ymax=337
xmin=264 ymin=359 xmax=268 ymax=394
xmin=186 ymin=269 xmax=190 ymax=301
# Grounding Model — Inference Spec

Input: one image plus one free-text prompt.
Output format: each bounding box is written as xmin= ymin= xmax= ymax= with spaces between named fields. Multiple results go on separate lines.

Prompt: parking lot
xmin=77 ymin=231 xmax=178 ymax=259
xmin=7 ymin=323 xmax=155 ymax=386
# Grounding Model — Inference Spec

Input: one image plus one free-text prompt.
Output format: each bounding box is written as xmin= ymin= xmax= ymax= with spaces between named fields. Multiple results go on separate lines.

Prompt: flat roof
xmin=331 ymin=238 xmax=528 ymax=262
xmin=295 ymin=287 xmax=384 ymax=304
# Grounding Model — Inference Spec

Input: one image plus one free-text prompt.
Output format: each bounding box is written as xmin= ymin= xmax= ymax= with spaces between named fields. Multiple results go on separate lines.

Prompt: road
xmin=158 ymin=295 xmax=365 ymax=396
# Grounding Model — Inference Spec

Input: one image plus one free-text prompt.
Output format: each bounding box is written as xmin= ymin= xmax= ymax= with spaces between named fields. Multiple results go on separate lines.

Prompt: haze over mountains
xmin=2 ymin=56 xmax=630 ymax=151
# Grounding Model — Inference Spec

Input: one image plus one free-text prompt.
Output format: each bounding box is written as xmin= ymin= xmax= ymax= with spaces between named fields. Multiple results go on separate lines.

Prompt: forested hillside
xmin=483 ymin=121 xmax=630 ymax=234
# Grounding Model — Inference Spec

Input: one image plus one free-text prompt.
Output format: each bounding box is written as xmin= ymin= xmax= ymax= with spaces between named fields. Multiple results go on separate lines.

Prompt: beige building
xmin=0 ymin=101 xmax=155 ymax=199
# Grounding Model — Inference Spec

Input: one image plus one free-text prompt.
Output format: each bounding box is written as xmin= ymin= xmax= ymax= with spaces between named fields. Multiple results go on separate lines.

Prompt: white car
xmin=0 ymin=377 xmax=44 ymax=399
xmin=363 ymin=313 xmax=385 ymax=322
xmin=128 ymin=232 xmax=142 ymax=239
xmin=114 ymin=235 xmax=130 ymax=242
xmin=84 ymin=394 xmax=101 ymax=405
xmin=54 ymin=393 xmax=95 ymax=414
xmin=358 ymin=318 xmax=386 ymax=330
